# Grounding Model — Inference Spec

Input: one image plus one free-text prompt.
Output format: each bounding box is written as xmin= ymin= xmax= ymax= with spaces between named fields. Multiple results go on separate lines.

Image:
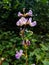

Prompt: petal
xmin=30 ymin=21 xmax=37 ymax=27
xmin=19 ymin=50 xmax=23 ymax=57
xmin=28 ymin=18 xmax=32 ymax=25
xmin=20 ymin=50 xmax=23 ymax=53
xmin=15 ymin=53 xmax=20 ymax=59
xmin=18 ymin=12 xmax=23 ymax=17
xmin=28 ymin=18 xmax=32 ymax=23
xmin=28 ymin=10 xmax=32 ymax=16
xmin=26 ymin=10 xmax=32 ymax=16
xmin=19 ymin=17 xmax=27 ymax=26
xmin=16 ymin=21 xmax=20 ymax=26
xmin=16 ymin=17 xmax=27 ymax=26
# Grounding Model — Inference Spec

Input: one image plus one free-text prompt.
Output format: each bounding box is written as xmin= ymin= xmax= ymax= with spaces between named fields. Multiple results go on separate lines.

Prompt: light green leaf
xmin=43 ymin=60 xmax=49 ymax=65
xmin=40 ymin=44 xmax=48 ymax=51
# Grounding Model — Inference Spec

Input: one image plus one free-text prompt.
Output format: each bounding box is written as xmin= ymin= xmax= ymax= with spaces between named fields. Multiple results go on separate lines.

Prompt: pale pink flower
xmin=15 ymin=50 xmax=23 ymax=59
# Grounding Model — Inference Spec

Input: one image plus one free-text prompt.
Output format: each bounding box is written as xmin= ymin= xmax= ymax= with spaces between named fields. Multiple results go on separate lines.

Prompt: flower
xmin=16 ymin=17 xmax=37 ymax=27
xmin=16 ymin=17 xmax=27 ymax=26
xmin=28 ymin=18 xmax=37 ymax=27
xmin=16 ymin=9 xmax=37 ymax=26
xmin=15 ymin=50 xmax=23 ymax=59
xmin=26 ymin=39 xmax=30 ymax=45
xmin=22 ymin=40 xmax=30 ymax=46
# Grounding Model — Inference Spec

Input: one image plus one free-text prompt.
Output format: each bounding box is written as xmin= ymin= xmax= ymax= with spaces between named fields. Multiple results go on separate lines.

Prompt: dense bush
xmin=0 ymin=30 xmax=21 ymax=65
xmin=0 ymin=30 xmax=49 ymax=65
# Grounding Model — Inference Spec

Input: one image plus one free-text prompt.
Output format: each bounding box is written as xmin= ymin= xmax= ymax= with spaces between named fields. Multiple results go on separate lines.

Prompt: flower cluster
xmin=16 ymin=10 xmax=37 ymax=27
xmin=15 ymin=9 xmax=37 ymax=65
xmin=15 ymin=50 xmax=23 ymax=59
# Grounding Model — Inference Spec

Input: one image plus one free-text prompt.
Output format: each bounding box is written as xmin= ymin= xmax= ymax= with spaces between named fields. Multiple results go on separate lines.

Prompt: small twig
xmin=26 ymin=48 xmax=28 ymax=65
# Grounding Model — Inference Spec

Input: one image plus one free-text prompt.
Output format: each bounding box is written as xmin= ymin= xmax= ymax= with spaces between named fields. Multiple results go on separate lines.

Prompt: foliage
xmin=0 ymin=30 xmax=21 ymax=65
xmin=0 ymin=30 xmax=49 ymax=65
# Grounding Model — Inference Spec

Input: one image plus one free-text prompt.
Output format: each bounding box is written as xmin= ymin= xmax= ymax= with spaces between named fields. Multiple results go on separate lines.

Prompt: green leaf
xmin=3 ymin=0 xmax=9 ymax=3
xmin=32 ymin=39 xmax=37 ymax=43
xmin=2 ymin=62 xmax=9 ymax=65
xmin=43 ymin=60 xmax=49 ymax=65
xmin=41 ymin=0 xmax=47 ymax=4
xmin=29 ymin=52 xmax=35 ymax=57
xmin=40 ymin=44 xmax=48 ymax=51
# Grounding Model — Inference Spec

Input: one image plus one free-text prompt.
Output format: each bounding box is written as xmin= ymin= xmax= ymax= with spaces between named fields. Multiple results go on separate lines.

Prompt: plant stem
xmin=26 ymin=49 xmax=28 ymax=65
